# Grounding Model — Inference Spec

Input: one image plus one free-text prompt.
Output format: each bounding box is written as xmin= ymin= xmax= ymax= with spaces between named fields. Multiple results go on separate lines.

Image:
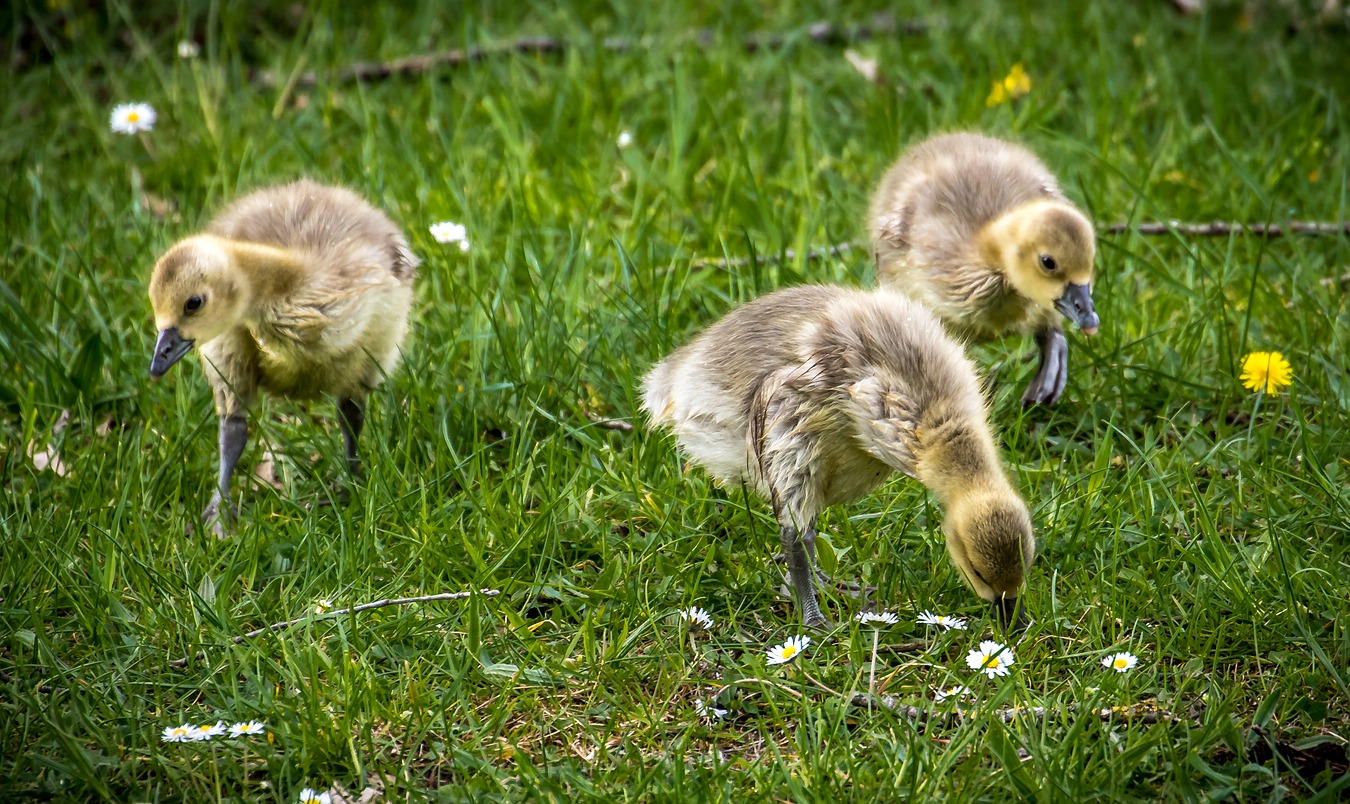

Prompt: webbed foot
xmin=1021 ymin=327 xmax=1068 ymax=407
xmin=202 ymin=491 xmax=237 ymax=539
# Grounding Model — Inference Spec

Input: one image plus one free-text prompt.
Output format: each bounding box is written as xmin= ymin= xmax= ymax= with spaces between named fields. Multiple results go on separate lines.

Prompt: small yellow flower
xmin=1240 ymin=351 xmax=1293 ymax=395
xmin=986 ymin=64 xmax=1032 ymax=107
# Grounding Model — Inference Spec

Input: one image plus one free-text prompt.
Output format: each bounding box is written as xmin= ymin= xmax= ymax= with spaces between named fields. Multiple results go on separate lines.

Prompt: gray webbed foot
xmin=201 ymin=491 xmax=237 ymax=539
xmin=1021 ymin=327 xmax=1069 ymax=407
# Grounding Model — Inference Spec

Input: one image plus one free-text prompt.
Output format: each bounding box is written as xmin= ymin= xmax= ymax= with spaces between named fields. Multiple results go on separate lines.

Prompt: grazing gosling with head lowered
xmin=148 ymin=179 xmax=418 ymax=534
xmin=642 ymin=285 xmax=1035 ymax=630
xmin=869 ymin=131 xmax=1099 ymax=407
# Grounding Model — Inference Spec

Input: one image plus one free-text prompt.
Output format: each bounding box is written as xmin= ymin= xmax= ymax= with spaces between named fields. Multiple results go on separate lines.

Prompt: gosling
xmin=642 ymin=285 xmax=1035 ymax=630
xmin=147 ymin=179 xmax=418 ymax=534
xmin=868 ymin=131 xmax=1099 ymax=407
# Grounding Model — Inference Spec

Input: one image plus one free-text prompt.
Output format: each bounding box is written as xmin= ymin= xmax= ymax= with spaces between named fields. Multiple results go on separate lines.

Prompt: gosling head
xmin=987 ymin=200 xmax=1099 ymax=335
xmin=147 ymin=235 xmax=249 ymax=379
xmin=943 ymin=490 xmax=1037 ymax=632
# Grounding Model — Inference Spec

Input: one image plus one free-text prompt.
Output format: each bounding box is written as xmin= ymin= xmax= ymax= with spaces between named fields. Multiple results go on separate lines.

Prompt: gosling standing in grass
xmin=642 ymin=286 xmax=1035 ymax=629
xmin=148 ymin=180 xmax=418 ymax=534
xmin=869 ymin=132 xmax=1099 ymax=406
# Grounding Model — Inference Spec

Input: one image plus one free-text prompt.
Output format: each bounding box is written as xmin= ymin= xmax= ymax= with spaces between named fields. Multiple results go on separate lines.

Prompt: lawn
xmin=2 ymin=1 xmax=1349 ymax=800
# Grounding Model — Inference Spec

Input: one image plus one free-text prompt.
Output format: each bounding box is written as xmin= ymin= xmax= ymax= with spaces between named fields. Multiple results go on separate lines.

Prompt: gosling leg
xmin=203 ymin=414 xmax=247 ymax=537
xmin=772 ymin=550 xmax=875 ymax=599
xmin=1021 ymin=325 xmax=1068 ymax=407
xmin=779 ymin=519 xmax=828 ymax=629
xmin=336 ymin=396 xmax=365 ymax=476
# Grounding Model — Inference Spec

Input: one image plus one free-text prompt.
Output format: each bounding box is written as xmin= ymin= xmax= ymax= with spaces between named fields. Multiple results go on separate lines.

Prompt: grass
xmin=2 ymin=0 xmax=1349 ymax=799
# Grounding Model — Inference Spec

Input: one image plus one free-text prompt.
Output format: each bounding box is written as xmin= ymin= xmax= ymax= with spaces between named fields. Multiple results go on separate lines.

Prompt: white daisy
xmin=110 ymin=103 xmax=156 ymax=135
xmin=679 ymin=606 xmax=714 ymax=630
xmin=855 ymin=611 xmax=899 ymax=627
xmin=177 ymin=40 xmax=200 ymax=59
xmin=766 ymin=635 xmax=811 ymax=665
xmin=161 ymin=723 xmax=194 ymax=743
xmin=934 ymin=685 xmax=972 ymax=703
xmin=190 ymin=721 xmax=226 ymax=741
xmin=965 ymin=640 xmax=1015 ymax=678
xmin=429 ymin=221 xmax=470 ymax=252
xmin=693 ymin=699 xmax=727 ymax=720
xmin=315 ymin=598 xmax=334 ymax=615
xmin=229 ymin=720 xmax=266 ymax=738
xmin=616 ymin=130 xmax=633 ymax=148
xmin=298 ymin=789 xmax=332 ymax=804
xmin=1102 ymin=651 xmax=1139 ymax=673
xmin=917 ymin=610 xmax=968 ymax=631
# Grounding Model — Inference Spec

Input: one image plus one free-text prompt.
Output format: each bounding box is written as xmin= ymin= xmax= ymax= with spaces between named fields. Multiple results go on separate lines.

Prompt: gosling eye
xmin=183 ymin=295 xmax=204 ymax=315
xmin=971 ymin=568 xmax=989 ymax=585
xmin=1039 ymin=254 xmax=1058 ymax=273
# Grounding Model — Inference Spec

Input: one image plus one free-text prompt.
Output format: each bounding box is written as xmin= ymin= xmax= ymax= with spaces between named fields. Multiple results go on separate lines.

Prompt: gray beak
xmin=150 ymin=327 xmax=194 ymax=379
xmin=1053 ymin=282 xmax=1099 ymax=335
xmin=993 ymin=596 xmax=1032 ymax=634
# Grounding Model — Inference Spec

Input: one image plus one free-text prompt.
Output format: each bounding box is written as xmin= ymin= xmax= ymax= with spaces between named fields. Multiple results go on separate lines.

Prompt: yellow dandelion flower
xmin=1240 ymin=351 xmax=1293 ymax=395
xmin=987 ymin=63 xmax=1032 ymax=107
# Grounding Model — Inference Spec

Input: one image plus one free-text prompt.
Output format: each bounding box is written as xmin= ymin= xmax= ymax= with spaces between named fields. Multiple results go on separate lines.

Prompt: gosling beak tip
xmin=1054 ymin=282 xmax=1099 ymax=335
xmin=150 ymin=327 xmax=194 ymax=379
xmin=993 ymin=597 xmax=1032 ymax=635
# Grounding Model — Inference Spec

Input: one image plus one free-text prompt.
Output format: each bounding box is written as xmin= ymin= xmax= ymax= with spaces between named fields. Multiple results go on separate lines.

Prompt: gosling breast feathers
xmin=147 ymin=179 xmax=418 ymax=533
xmin=868 ymin=131 xmax=1099 ymax=406
xmin=642 ymin=285 xmax=1035 ymax=629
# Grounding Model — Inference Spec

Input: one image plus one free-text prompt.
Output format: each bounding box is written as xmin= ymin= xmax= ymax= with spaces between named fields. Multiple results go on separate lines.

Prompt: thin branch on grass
xmin=689 ymin=220 xmax=1350 ymax=271
xmin=255 ymin=14 xmax=921 ymax=88
xmin=850 ymin=692 xmax=1193 ymax=725
xmin=1103 ymin=221 xmax=1350 ymax=237
xmin=802 ymin=671 xmax=843 ymax=697
xmin=584 ymin=411 xmax=634 ymax=432
xmin=712 ymin=676 xmax=807 ymax=701
xmin=0 ymin=669 xmax=54 ymax=694
xmin=168 ymin=588 xmax=500 ymax=668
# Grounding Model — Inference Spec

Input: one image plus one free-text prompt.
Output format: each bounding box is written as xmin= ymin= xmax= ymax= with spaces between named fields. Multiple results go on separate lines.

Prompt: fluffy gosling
xmin=148 ymin=179 xmax=418 ymax=534
xmin=642 ymin=285 xmax=1035 ymax=629
xmin=868 ymin=131 xmax=1099 ymax=406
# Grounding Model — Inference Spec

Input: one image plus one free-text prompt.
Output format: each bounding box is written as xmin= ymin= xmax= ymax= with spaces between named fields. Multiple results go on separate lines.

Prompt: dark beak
xmin=150 ymin=327 xmax=194 ymax=379
xmin=993 ymin=596 xmax=1032 ymax=635
xmin=1053 ymin=282 xmax=1099 ymax=335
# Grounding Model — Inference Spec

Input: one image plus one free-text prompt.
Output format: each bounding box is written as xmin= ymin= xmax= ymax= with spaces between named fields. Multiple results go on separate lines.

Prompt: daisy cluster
xmin=675 ymin=600 xmax=1143 ymax=725
xmin=161 ymin=720 xmax=266 ymax=743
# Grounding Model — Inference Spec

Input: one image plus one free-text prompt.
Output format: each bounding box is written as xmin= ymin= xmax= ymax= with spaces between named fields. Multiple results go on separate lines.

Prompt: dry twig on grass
xmin=255 ymin=14 xmax=921 ymax=87
xmin=168 ymin=588 xmax=500 ymax=668
xmin=1104 ymin=221 xmax=1350 ymax=237
xmin=850 ymin=692 xmax=1193 ymax=725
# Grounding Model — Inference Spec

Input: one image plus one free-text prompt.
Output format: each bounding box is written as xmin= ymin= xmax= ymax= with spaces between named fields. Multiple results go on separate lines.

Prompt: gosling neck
xmin=912 ymin=416 xmax=1006 ymax=508
xmin=223 ymin=239 xmax=308 ymax=303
